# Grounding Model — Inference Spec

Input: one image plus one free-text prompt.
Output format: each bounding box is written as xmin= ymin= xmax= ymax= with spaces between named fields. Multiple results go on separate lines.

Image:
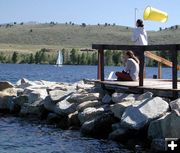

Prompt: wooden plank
xmin=92 ymin=44 xmax=180 ymax=51
xmin=145 ymin=51 xmax=180 ymax=70
xmin=97 ymin=49 xmax=104 ymax=81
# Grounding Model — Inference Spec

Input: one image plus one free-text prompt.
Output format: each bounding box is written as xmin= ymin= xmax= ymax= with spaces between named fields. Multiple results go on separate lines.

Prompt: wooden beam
xmin=97 ymin=49 xmax=104 ymax=81
xmin=138 ymin=50 xmax=145 ymax=87
xmin=172 ymin=49 xmax=178 ymax=99
xmin=158 ymin=62 xmax=162 ymax=79
xmin=145 ymin=51 xmax=180 ymax=70
xmin=92 ymin=44 xmax=180 ymax=51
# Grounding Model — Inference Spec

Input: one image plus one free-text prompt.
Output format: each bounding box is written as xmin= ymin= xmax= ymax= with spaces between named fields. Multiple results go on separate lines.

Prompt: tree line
xmin=0 ymin=48 xmax=179 ymax=66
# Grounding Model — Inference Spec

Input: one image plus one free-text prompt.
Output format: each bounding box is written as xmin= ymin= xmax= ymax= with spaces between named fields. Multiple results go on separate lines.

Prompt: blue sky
xmin=0 ymin=0 xmax=179 ymax=30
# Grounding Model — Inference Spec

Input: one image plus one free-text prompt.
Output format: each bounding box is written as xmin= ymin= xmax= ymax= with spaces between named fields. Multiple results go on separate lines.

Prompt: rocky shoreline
xmin=0 ymin=79 xmax=180 ymax=152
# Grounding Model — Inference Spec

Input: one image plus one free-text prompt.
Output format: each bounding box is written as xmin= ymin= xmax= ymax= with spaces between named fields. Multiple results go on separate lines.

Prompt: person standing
xmin=132 ymin=19 xmax=148 ymax=45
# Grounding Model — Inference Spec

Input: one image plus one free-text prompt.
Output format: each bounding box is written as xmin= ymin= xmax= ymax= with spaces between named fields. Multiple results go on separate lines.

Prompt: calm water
xmin=0 ymin=64 xmax=178 ymax=153
xmin=0 ymin=64 xmax=178 ymax=83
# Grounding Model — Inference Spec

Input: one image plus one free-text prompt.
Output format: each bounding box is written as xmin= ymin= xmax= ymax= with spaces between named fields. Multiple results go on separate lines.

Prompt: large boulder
xmin=67 ymin=92 xmax=100 ymax=103
xmin=0 ymin=81 xmax=14 ymax=91
xmin=20 ymin=99 xmax=45 ymax=116
xmin=110 ymin=100 xmax=135 ymax=119
xmin=54 ymin=99 xmax=77 ymax=116
xmin=121 ymin=97 xmax=169 ymax=130
xmin=44 ymin=96 xmax=55 ymax=112
xmin=76 ymin=100 xmax=101 ymax=112
xmin=137 ymin=92 xmax=153 ymax=101
xmin=0 ymin=92 xmax=15 ymax=111
xmin=78 ymin=107 xmax=105 ymax=124
xmin=170 ymin=98 xmax=180 ymax=116
xmin=81 ymin=112 xmax=116 ymax=138
xmin=49 ymin=89 xmax=73 ymax=102
xmin=112 ymin=93 xmax=136 ymax=103
xmin=148 ymin=111 xmax=180 ymax=139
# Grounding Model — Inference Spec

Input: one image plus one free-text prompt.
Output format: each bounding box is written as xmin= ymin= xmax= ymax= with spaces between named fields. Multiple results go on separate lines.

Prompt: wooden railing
xmin=145 ymin=51 xmax=180 ymax=79
xmin=92 ymin=44 xmax=180 ymax=98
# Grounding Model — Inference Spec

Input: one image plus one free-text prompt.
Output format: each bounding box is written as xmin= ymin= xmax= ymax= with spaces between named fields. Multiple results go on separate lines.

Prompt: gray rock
xmin=108 ymin=128 xmax=129 ymax=141
xmin=54 ymin=100 xmax=77 ymax=116
xmin=148 ymin=111 xmax=180 ymax=139
xmin=68 ymin=111 xmax=80 ymax=127
xmin=110 ymin=100 xmax=135 ymax=119
xmin=121 ymin=97 xmax=169 ymax=130
xmin=151 ymin=139 xmax=165 ymax=152
xmin=20 ymin=99 xmax=44 ymax=116
xmin=112 ymin=122 xmax=122 ymax=131
xmin=44 ymin=96 xmax=55 ymax=112
xmin=81 ymin=112 xmax=116 ymax=138
xmin=0 ymin=81 xmax=14 ymax=91
xmin=170 ymin=98 xmax=180 ymax=116
xmin=13 ymin=95 xmax=29 ymax=106
xmin=112 ymin=93 xmax=135 ymax=103
xmin=76 ymin=100 xmax=101 ymax=112
xmin=67 ymin=92 xmax=100 ymax=103
xmin=137 ymin=92 xmax=153 ymax=101
xmin=102 ymin=94 xmax=112 ymax=104
xmin=78 ymin=107 xmax=105 ymax=124
xmin=23 ymin=88 xmax=48 ymax=103
xmin=0 ymin=92 xmax=14 ymax=110
xmin=49 ymin=89 xmax=73 ymax=102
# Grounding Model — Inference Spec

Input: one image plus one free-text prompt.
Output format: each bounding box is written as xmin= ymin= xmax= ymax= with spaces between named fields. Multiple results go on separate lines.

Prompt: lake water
xmin=0 ymin=64 xmax=178 ymax=83
xmin=0 ymin=64 xmax=178 ymax=153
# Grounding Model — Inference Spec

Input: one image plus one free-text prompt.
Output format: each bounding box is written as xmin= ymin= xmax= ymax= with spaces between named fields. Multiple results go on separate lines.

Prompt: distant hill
xmin=0 ymin=23 xmax=180 ymax=52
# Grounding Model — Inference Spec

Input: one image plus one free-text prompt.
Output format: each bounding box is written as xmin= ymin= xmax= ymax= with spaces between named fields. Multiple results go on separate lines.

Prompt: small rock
xmin=112 ymin=93 xmax=135 ymax=103
xmin=81 ymin=112 xmax=116 ymax=138
xmin=76 ymin=100 xmax=101 ymax=112
xmin=137 ymin=92 xmax=153 ymax=101
xmin=170 ymin=98 xmax=180 ymax=116
xmin=78 ymin=107 xmax=105 ymax=124
xmin=67 ymin=92 xmax=100 ymax=103
xmin=108 ymin=127 xmax=129 ymax=141
xmin=0 ymin=81 xmax=14 ymax=91
xmin=110 ymin=100 xmax=135 ymax=119
xmin=102 ymin=94 xmax=112 ymax=104
xmin=49 ymin=89 xmax=73 ymax=102
xmin=68 ymin=111 xmax=80 ymax=127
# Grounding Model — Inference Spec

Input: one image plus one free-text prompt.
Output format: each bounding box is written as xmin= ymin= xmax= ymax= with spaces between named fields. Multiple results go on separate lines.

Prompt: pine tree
xmin=12 ymin=52 xmax=18 ymax=63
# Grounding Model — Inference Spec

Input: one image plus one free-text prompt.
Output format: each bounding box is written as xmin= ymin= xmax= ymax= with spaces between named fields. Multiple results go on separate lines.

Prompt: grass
xmin=0 ymin=23 xmax=180 ymax=53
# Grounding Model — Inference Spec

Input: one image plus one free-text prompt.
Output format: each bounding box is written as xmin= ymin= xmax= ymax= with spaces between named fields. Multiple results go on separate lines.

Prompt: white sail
xmin=56 ymin=50 xmax=63 ymax=66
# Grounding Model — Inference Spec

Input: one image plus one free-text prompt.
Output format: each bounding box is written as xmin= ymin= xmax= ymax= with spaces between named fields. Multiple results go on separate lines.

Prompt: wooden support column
xmin=97 ymin=49 xmax=104 ymax=81
xmin=138 ymin=50 xmax=145 ymax=87
xmin=158 ymin=62 xmax=162 ymax=79
xmin=172 ymin=49 xmax=178 ymax=99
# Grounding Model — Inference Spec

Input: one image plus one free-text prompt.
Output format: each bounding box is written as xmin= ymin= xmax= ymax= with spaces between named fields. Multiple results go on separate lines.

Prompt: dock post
xmin=97 ymin=48 xmax=104 ymax=81
xmin=158 ymin=62 xmax=162 ymax=79
xmin=172 ymin=48 xmax=178 ymax=99
xmin=139 ymin=49 xmax=145 ymax=87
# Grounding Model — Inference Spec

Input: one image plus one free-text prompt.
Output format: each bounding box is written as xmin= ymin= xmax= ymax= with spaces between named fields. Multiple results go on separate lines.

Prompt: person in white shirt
xmin=115 ymin=51 xmax=139 ymax=81
xmin=132 ymin=19 xmax=148 ymax=45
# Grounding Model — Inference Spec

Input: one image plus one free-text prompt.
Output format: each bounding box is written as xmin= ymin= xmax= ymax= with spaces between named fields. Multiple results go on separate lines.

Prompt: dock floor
xmin=87 ymin=79 xmax=180 ymax=98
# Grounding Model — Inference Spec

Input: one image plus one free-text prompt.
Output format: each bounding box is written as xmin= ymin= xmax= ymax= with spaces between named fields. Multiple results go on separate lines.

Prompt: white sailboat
xmin=56 ymin=50 xmax=63 ymax=67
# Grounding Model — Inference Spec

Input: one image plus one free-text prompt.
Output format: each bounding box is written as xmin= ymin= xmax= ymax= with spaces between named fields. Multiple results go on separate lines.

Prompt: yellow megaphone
xmin=144 ymin=6 xmax=168 ymax=22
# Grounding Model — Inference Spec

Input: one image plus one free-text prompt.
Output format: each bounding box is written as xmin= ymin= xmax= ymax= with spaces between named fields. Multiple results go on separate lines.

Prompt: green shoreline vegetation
xmin=0 ymin=22 xmax=180 ymax=66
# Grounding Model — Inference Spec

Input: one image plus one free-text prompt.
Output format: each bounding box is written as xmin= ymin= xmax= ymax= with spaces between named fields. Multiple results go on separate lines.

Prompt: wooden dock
xmin=82 ymin=44 xmax=180 ymax=99
xmin=86 ymin=79 xmax=180 ymax=98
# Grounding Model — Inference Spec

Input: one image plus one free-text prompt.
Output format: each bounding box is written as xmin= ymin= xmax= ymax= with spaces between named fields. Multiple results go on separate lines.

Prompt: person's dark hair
xmin=136 ymin=19 xmax=144 ymax=27
xmin=126 ymin=50 xmax=139 ymax=64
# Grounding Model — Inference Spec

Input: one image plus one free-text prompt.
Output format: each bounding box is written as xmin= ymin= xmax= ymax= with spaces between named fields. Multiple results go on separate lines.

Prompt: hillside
xmin=0 ymin=23 xmax=180 ymax=53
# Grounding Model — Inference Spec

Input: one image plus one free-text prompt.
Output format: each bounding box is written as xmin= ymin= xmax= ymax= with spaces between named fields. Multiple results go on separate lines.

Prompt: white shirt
xmin=125 ymin=58 xmax=139 ymax=81
xmin=132 ymin=27 xmax=148 ymax=45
